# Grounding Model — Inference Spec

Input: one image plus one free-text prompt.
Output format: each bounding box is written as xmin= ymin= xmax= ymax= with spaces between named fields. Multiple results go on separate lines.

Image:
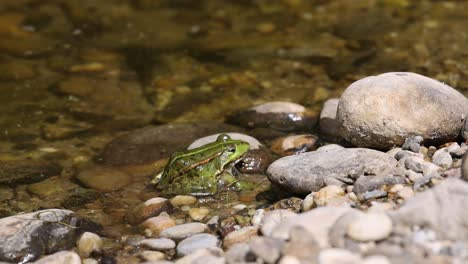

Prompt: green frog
xmin=152 ymin=134 xmax=250 ymax=196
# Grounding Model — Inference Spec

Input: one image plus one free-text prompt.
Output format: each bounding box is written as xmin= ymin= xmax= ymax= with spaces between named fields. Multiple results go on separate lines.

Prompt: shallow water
xmin=0 ymin=0 xmax=467 ymax=261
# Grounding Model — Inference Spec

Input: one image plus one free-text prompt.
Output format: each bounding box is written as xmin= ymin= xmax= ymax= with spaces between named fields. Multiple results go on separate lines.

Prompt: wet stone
xmin=319 ymin=98 xmax=341 ymax=141
xmin=0 ymin=159 xmax=61 ymax=186
xmin=100 ymin=123 xmax=243 ymax=166
xmin=127 ymin=197 xmax=171 ymax=225
xmin=76 ymin=166 xmax=132 ymax=192
xmin=270 ymin=134 xmax=318 ymax=156
xmin=228 ymin=101 xmax=317 ymax=132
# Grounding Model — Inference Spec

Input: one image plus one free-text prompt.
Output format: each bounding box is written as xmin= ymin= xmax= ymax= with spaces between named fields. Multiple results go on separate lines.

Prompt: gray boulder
xmin=337 ymin=72 xmax=468 ymax=149
xmin=0 ymin=209 xmax=100 ymax=263
xmin=267 ymin=148 xmax=400 ymax=194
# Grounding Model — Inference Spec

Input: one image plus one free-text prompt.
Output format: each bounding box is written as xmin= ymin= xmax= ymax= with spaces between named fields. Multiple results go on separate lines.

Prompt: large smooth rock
xmin=267 ymin=148 xmax=400 ymax=194
xmin=337 ymin=72 xmax=468 ymax=149
xmin=0 ymin=209 xmax=100 ymax=263
xmin=389 ymin=178 xmax=468 ymax=240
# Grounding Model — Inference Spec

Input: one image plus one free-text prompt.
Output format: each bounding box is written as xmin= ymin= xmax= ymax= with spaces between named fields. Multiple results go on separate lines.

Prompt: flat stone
xmin=160 ymin=222 xmax=207 ymax=241
xmin=139 ymin=238 xmax=176 ymax=251
xmin=223 ymin=226 xmax=258 ymax=249
xmin=347 ymin=213 xmax=393 ymax=242
xmin=176 ymin=233 xmax=220 ymax=257
xmin=170 ymin=195 xmax=197 ymax=207
xmin=353 ymin=175 xmax=407 ymax=200
xmin=76 ymin=166 xmax=132 ymax=192
xmin=228 ymin=101 xmax=317 ymax=132
xmin=337 ymin=72 xmax=468 ymax=149
xmin=267 ymin=148 xmax=400 ymax=194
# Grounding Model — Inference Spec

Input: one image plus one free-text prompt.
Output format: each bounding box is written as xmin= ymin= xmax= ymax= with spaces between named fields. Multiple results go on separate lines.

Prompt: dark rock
xmin=235 ymin=148 xmax=272 ymax=174
xmin=462 ymin=153 xmax=468 ymax=182
xmin=404 ymin=158 xmax=423 ymax=173
xmin=228 ymin=102 xmax=317 ymax=132
xmin=0 ymin=209 xmax=101 ymax=263
xmin=319 ymin=98 xmax=341 ymax=142
xmin=100 ymin=123 xmax=243 ymax=166
xmin=0 ymin=159 xmax=61 ymax=186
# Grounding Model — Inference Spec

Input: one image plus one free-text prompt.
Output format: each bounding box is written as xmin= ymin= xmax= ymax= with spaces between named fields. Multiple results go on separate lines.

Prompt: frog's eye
xmin=227 ymin=146 xmax=236 ymax=153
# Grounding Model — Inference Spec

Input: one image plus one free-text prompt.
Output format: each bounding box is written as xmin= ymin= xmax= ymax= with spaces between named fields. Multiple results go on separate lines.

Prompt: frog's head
xmin=216 ymin=134 xmax=250 ymax=167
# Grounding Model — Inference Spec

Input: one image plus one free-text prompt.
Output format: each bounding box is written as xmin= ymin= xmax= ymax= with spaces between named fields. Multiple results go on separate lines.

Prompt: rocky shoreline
xmin=0 ymin=72 xmax=467 ymax=264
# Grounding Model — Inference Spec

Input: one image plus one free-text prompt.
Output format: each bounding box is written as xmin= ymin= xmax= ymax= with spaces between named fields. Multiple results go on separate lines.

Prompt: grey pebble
xmin=360 ymin=190 xmax=388 ymax=201
xmin=138 ymin=238 xmax=176 ymax=251
xmin=432 ymin=149 xmax=453 ymax=168
xmin=160 ymin=222 xmax=207 ymax=241
xmin=401 ymin=136 xmax=423 ymax=153
xmin=176 ymin=233 xmax=220 ymax=257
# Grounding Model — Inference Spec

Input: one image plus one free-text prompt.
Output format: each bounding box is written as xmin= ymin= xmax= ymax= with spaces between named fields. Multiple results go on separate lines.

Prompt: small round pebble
xmin=432 ymin=149 xmax=453 ymax=168
xmin=141 ymin=215 xmax=176 ymax=236
xmin=302 ymin=193 xmax=315 ymax=212
xmin=140 ymin=250 xmax=166 ymax=261
xmin=260 ymin=209 xmax=297 ymax=236
xmin=223 ymin=226 xmax=258 ymax=249
xmin=77 ymin=232 xmax=103 ymax=258
xmin=314 ymin=185 xmax=345 ymax=206
xmin=347 ymin=213 xmax=393 ymax=242
xmin=177 ymin=233 xmax=220 ymax=257
xmin=139 ymin=238 xmax=176 ymax=251
xmin=160 ymin=222 xmax=207 ymax=241
xmin=188 ymin=208 xmax=210 ymax=221
xmin=170 ymin=195 xmax=197 ymax=207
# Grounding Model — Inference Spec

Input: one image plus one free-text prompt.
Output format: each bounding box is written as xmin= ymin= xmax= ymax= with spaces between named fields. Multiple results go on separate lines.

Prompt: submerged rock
xmin=100 ymin=123 xmax=243 ymax=166
xmin=267 ymin=148 xmax=400 ymax=194
xmin=337 ymin=72 xmax=468 ymax=149
xmin=228 ymin=101 xmax=317 ymax=132
xmin=0 ymin=159 xmax=61 ymax=186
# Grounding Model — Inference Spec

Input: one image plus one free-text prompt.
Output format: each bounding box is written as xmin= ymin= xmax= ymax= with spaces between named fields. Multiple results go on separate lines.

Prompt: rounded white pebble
xmin=347 ymin=213 xmax=393 ymax=242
